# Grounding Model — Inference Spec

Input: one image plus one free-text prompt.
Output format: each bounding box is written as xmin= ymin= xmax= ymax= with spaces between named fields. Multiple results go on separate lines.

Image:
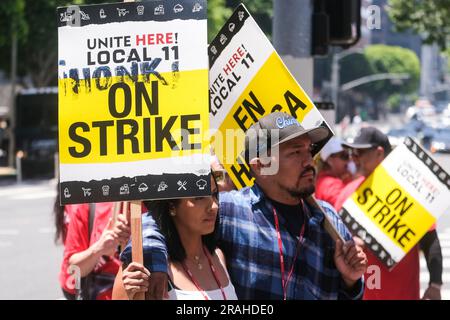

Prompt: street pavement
xmin=0 ymin=153 xmax=450 ymax=299
xmin=420 ymin=225 xmax=450 ymax=299
xmin=0 ymin=179 xmax=62 ymax=300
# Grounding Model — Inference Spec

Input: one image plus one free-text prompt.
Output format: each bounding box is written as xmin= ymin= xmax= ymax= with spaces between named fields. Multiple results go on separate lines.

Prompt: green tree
xmin=339 ymin=45 xmax=420 ymax=117
xmin=208 ymin=0 xmax=232 ymax=42
xmin=364 ymin=45 xmax=420 ymax=96
xmin=339 ymin=53 xmax=372 ymax=88
xmin=208 ymin=0 xmax=273 ymax=42
xmin=0 ymin=0 xmax=104 ymax=87
xmin=226 ymin=0 xmax=273 ymax=38
xmin=388 ymin=0 xmax=450 ymax=49
xmin=0 ymin=0 xmax=27 ymax=47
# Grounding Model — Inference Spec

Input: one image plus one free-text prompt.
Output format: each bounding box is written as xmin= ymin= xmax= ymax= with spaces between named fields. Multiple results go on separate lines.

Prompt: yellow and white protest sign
xmin=341 ymin=137 xmax=450 ymax=268
xmin=208 ymin=4 xmax=333 ymax=189
xmin=57 ymin=0 xmax=209 ymax=204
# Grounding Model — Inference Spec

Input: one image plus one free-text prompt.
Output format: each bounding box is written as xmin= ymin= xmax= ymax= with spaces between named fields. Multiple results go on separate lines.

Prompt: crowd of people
xmin=54 ymin=112 xmax=443 ymax=300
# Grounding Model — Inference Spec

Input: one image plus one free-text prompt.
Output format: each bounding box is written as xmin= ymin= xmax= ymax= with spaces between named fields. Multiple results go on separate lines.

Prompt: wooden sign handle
xmin=112 ymin=202 xmax=121 ymax=225
xmin=130 ymin=200 xmax=145 ymax=300
xmin=305 ymin=195 xmax=345 ymax=243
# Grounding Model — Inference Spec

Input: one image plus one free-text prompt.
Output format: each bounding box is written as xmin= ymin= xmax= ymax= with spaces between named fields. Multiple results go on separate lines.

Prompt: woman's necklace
xmin=193 ymin=254 xmax=203 ymax=270
xmin=181 ymin=246 xmax=227 ymax=300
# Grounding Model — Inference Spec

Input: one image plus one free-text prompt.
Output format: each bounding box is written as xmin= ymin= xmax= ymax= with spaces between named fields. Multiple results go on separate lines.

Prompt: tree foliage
xmin=340 ymin=45 xmax=420 ymax=98
xmin=388 ymin=0 xmax=450 ymax=49
xmin=226 ymin=0 xmax=272 ymax=38
xmin=0 ymin=0 xmax=27 ymax=47
xmin=208 ymin=0 xmax=232 ymax=42
xmin=364 ymin=45 xmax=420 ymax=96
xmin=0 ymin=0 xmax=104 ymax=87
xmin=208 ymin=0 xmax=272 ymax=42
xmin=339 ymin=45 xmax=420 ymax=116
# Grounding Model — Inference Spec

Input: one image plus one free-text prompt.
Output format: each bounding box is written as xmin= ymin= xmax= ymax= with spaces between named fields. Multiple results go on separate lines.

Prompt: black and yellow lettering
xmin=242 ymin=91 xmax=265 ymax=123
xmin=143 ymin=117 xmax=151 ymax=153
xmin=233 ymin=106 xmax=249 ymax=132
xmin=68 ymin=122 xmax=91 ymax=158
xmin=395 ymin=197 xmax=414 ymax=216
xmin=357 ymin=187 xmax=373 ymax=205
xmin=398 ymin=229 xmax=416 ymax=248
xmin=92 ymin=120 xmax=114 ymax=156
xmin=284 ymin=90 xmax=307 ymax=118
xmin=387 ymin=218 xmax=407 ymax=241
xmin=135 ymin=81 xmax=159 ymax=116
xmin=180 ymin=114 xmax=201 ymax=151
xmin=386 ymin=188 xmax=402 ymax=205
xmin=108 ymin=82 xmax=132 ymax=118
xmin=230 ymin=162 xmax=253 ymax=189
xmin=373 ymin=205 xmax=391 ymax=224
xmin=155 ymin=116 xmax=179 ymax=152
xmin=117 ymin=119 xmax=139 ymax=154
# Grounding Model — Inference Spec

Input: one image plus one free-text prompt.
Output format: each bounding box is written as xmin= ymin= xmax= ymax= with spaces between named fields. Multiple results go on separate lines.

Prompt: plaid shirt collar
xmin=249 ymin=183 xmax=325 ymax=225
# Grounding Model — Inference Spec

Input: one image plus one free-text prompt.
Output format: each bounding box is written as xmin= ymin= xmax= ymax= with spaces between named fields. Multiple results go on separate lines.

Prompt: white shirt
xmin=166 ymin=281 xmax=238 ymax=300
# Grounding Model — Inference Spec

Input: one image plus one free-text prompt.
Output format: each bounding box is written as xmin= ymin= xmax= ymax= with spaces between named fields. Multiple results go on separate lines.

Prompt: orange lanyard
xmin=181 ymin=246 xmax=227 ymax=300
xmin=272 ymin=207 xmax=305 ymax=300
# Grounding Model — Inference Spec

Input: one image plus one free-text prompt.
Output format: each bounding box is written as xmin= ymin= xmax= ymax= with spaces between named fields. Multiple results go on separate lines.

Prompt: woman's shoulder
xmin=214 ymin=248 xmax=226 ymax=267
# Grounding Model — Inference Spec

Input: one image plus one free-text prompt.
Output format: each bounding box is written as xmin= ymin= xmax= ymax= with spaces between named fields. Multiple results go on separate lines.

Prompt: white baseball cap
xmin=321 ymin=137 xmax=345 ymax=161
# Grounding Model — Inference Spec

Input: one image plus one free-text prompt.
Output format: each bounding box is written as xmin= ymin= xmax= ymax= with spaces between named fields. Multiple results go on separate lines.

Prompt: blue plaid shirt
xmin=121 ymin=184 xmax=363 ymax=300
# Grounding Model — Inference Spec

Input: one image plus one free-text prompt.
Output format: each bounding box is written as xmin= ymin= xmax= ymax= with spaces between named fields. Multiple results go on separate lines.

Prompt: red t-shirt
xmin=315 ymin=171 xmax=351 ymax=207
xmin=334 ymin=176 xmax=420 ymax=300
xmin=59 ymin=202 xmax=121 ymax=300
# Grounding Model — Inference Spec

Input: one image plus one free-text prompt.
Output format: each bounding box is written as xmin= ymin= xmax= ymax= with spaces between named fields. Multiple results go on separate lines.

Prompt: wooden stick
xmin=114 ymin=201 xmax=128 ymax=255
xmin=305 ymin=195 xmax=345 ymax=243
xmin=130 ymin=200 xmax=145 ymax=300
xmin=112 ymin=202 xmax=121 ymax=225
xmin=123 ymin=201 xmax=130 ymax=222
xmin=121 ymin=0 xmax=144 ymax=301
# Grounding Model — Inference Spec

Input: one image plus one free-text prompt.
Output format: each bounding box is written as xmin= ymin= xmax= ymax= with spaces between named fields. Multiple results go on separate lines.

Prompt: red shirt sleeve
xmin=63 ymin=204 xmax=90 ymax=263
xmin=334 ymin=176 xmax=366 ymax=211
xmin=316 ymin=174 xmax=346 ymax=207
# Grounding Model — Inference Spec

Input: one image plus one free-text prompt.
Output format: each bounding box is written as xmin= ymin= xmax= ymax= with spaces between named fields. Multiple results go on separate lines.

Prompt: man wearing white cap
xmin=315 ymin=137 xmax=355 ymax=207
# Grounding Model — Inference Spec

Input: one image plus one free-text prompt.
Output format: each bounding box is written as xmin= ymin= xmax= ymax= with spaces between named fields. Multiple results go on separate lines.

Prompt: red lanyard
xmin=272 ymin=207 xmax=306 ymax=300
xmin=181 ymin=246 xmax=227 ymax=300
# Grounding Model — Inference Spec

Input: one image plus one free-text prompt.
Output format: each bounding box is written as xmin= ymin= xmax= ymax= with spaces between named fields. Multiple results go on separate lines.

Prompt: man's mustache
xmin=300 ymin=166 xmax=316 ymax=177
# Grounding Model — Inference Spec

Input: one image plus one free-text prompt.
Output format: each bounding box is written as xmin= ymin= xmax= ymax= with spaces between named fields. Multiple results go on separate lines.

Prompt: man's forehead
xmin=280 ymin=135 xmax=312 ymax=148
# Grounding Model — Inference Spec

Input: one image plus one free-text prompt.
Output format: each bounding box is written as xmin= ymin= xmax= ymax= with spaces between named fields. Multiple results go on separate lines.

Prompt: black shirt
xmin=269 ymin=198 xmax=305 ymax=239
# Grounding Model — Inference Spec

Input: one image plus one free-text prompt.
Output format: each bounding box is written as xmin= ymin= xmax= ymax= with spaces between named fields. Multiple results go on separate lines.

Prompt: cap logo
xmin=276 ymin=116 xmax=300 ymax=129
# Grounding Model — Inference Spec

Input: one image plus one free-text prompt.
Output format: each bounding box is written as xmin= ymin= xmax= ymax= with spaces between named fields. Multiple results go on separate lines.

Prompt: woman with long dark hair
xmin=119 ymin=174 xmax=237 ymax=300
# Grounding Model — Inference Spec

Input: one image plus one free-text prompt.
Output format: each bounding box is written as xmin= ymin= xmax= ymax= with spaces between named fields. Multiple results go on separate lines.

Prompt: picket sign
xmin=57 ymin=0 xmax=210 ymax=300
xmin=122 ymin=0 xmax=144 ymax=302
xmin=340 ymin=137 xmax=450 ymax=269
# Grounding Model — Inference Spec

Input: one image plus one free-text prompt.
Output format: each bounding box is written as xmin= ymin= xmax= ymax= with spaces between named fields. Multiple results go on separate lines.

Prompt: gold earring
xmin=170 ymin=209 xmax=176 ymax=217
